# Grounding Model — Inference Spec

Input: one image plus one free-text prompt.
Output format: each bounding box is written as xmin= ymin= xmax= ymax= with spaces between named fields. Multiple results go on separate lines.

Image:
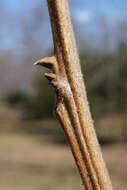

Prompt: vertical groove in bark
xmin=34 ymin=0 xmax=113 ymax=190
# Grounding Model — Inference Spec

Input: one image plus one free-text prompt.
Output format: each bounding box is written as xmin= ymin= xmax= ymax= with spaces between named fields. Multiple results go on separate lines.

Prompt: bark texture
xmin=35 ymin=0 xmax=113 ymax=189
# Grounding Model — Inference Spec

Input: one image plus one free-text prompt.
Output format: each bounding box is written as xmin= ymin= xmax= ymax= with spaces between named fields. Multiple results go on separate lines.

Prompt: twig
xmin=35 ymin=0 xmax=113 ymax=189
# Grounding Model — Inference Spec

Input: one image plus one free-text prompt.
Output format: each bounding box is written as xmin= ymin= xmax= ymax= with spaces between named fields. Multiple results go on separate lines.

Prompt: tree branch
xmin=35 ymin=0 xmax=113 ymax=189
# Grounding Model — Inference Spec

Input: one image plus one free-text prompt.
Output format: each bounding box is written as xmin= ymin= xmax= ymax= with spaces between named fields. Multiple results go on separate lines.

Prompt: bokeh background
xmin=0 ymin=0 xmax=127 ymax=189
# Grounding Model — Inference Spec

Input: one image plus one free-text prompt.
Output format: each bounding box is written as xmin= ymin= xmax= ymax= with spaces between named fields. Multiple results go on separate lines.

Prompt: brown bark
xmin=35 ymin=0 xmax=113 ymax=189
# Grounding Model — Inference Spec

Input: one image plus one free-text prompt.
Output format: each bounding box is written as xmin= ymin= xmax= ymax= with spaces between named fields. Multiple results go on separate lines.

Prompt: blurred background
xmin=0 ymin=0 xmax=127 ymax=189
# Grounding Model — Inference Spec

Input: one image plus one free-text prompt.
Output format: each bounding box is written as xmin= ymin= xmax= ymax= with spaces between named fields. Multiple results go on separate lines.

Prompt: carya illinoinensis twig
xmin=34 ymin=0 xmax=113 ymax=190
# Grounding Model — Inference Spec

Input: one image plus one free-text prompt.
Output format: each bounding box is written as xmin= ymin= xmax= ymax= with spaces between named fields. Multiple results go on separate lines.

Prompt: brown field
xmin=0 ymin=132 xmax=127 ymax=190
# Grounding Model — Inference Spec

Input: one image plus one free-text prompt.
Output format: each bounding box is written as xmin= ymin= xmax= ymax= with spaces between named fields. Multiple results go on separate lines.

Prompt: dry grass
xmin=0 ymin=133 xmax=81 ymax=190
xmin=0 ymin=105 xmax=127 ymax=189
xmin=0 ymin=133 xmax=127 ymax=190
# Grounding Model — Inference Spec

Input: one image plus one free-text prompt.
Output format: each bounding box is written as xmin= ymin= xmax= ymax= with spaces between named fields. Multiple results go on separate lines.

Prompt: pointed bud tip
xmin=33 ymin=61 xmax=38 ymax=66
